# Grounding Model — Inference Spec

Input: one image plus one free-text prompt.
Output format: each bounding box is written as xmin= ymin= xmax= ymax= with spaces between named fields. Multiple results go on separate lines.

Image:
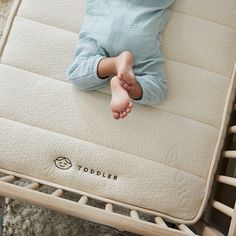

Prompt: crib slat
xmin=211 ymin=200 xmax=234 ymax=217
xmin=78 ymin=196 xmax=88 ymax=204
xmin=154 ymin=216 xmax=168 ymax=227
xmin=228 ymin=126 xmax=236 ymax=133
xmin=0 ymin=196 xmax=4 ymax=235
xmin=51 ymin=189 xmax=64 ymax=197
xmin=228 ymin=202 xmax=236 ymax=236
xmin=105 ymin=203 xmax=113 ymax=212
xmin=223 ymin=151 xmax=236 ymax=158
xmin=25 ymin=182 xmax=40 ymax=190
xmin=130 ymin=210 xmax=139 ymax=220
xmin=0 ymin=180 xmax=194 ymax=236
xmin=0 ymin=175 xmax=16 ymax=183
xmin=178 ymin=224 xmax=195 ymax=235
xmin=216 ymin=175 xmax=236 ymax=187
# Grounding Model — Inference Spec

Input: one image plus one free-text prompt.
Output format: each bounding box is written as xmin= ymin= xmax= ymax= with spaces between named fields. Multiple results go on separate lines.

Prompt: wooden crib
xmin=0 ymin=1 xmax=235 ymax=235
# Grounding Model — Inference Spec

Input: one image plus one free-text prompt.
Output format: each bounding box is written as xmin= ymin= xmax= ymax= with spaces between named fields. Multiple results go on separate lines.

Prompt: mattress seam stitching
xmin=15 ymin=15 xmax=77 ymax=35
xmin=0 ymin=115 xmax=207 ymax=181
xmin=16 ymin=9 xmax=236 ymax=34
xmin=165 ymin=58 xmax=229 ymax=78
xmin=12 ymin=15 xmax=235 ymax=78
xmin=0 ymin=63 xmax=227 ymax=130
xmin=170 ymin=9 xmax=236 ymax=31
xmin=0 ymin=62 xmax=223 ymax=129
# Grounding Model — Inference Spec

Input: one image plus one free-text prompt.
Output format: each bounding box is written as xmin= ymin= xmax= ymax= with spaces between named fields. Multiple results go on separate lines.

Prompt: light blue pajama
xmin=66 ymin=0 xmax=175 ymax=105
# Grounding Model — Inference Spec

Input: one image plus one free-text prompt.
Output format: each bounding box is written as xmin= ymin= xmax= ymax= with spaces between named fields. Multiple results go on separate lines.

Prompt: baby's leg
xmin=67 ymin=40 xmax=137 ymax=119
xmin=133 ymin=60 xmax=168 ymax=106
xmin=98 ymin=51 xmax=141 ymax=120
xmin=67 ymin=38 xmax=135 ymax=89
xmin=66 ymin=37 xmax=109 ymax=90
xmin=98 ymin=51 xmax=134 ymax=81
xmin=134 ymin=73 xmax=168 ymax=105
xmin=119 ymin=56 xmax=168 ymax=106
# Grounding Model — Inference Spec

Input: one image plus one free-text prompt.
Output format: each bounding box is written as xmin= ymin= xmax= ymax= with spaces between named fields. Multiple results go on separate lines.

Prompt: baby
xmin=67 ymin=0 xmax=175 ymax=120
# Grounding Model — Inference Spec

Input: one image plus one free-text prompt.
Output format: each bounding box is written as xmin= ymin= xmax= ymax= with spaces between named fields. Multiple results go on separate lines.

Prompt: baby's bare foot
xmin=110 ymin=76 xmax=133 ymax=120
xmin=115 ymin=51 xmax=136 ymax=89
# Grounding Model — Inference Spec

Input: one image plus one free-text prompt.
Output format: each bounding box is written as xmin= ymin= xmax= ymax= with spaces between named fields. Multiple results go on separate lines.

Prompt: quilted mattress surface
xmin=0 ymin=0 xmax=236 ymax=224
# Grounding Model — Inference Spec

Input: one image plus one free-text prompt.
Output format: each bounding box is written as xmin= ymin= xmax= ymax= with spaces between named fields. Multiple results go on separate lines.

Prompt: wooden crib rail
xmin=0 ymin=161 xmax=235 ymax=236
xmin=0 ymin=135 xmax=236 ymax=236
xmin=0 ymin=170 xmax=198 ymax=236
xmin=0 ymin=137 xmax=236 ymax=236
xmin=215 ymin=167 xmax=236 ymax=236
xmin=1 ymin=167 xmax=235 ymax=236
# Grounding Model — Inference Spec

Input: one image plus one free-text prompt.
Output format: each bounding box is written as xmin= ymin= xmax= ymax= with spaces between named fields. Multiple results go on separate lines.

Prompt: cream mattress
xmin=0 ymin=0 xmax=236 ymax=224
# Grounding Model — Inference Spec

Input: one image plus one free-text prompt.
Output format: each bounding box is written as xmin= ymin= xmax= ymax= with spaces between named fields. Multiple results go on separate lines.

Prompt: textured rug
xmin=0 ymin=1 xmax=136 ymax=235
xmin=0 ymin=0 xmax=12 ymax=38
xmin=1 ymin=179 xmax=131 ymax=236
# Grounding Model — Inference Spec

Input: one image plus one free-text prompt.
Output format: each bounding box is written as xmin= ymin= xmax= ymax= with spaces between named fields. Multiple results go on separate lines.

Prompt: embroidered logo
xmin=78 ymin=165 xmax=118 ymax=181
xmin=54 ymin=157 xmax=118 ymax=180
xmin=54 ymin=157 xmax=72 ymax=170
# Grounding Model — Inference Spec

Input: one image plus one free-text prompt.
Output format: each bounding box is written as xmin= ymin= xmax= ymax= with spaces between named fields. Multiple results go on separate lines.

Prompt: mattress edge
xmin=0 ymin=0 xmax=235 ymax=225
xmin=0 ymin=0 xmax=21 ymax=60
xmin=191 ymin=61 xmax=236 ymax=225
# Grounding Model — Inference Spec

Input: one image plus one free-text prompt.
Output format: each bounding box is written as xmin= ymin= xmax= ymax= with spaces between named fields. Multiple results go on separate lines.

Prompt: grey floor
xmin=0 ymin=181 xmax=140 ymax=236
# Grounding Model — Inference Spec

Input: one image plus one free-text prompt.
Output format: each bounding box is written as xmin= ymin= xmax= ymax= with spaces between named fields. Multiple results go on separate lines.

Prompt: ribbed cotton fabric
xmin=67 ymin=0 xmax=175 ymax=105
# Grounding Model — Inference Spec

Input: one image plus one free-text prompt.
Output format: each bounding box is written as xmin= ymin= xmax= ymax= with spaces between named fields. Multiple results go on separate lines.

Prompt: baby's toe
xmin=128 ymin=101 xmax=133 ymax=108
xmin=113 ymin=112 xmax=120 ymax=120
xmin=126 ymin=108 xmax=131 ymax=113
xmin=120 ymin=113 xmax=125 ymax=119
xmin=122 ymin=111 xmax=127 ymax=116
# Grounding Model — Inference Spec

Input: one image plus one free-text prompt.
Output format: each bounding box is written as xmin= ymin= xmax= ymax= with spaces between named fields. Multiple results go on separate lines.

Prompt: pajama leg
xmin=133 ymin=57 xmax=168 ymax=106
xmin=66 ymin=37 xmax=110 ymax=91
